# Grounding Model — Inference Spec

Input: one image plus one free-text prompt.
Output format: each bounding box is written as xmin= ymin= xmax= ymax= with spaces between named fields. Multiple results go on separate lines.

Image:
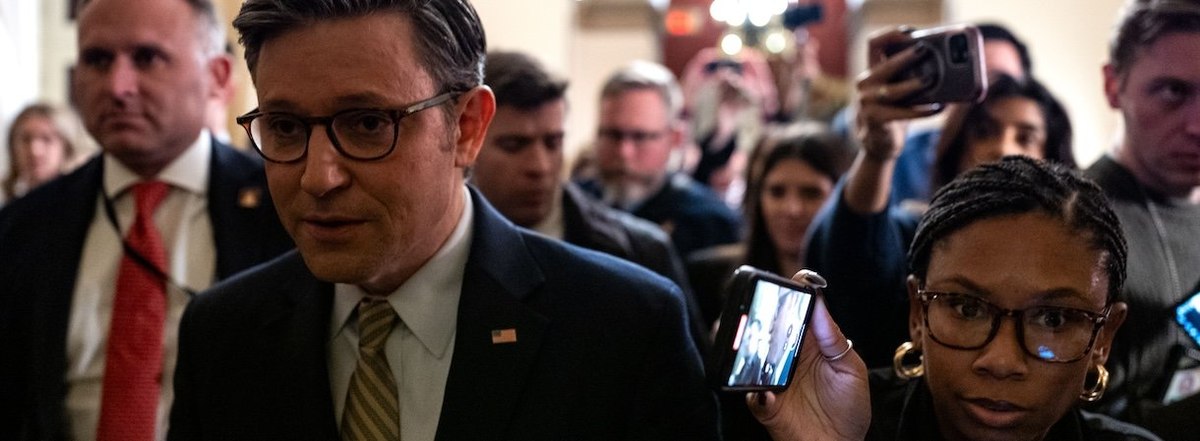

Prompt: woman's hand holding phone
xmin=856 ymin=28 xmax=945 ymax=163
xmin=747 ymin=270 xmax=870 ymax=441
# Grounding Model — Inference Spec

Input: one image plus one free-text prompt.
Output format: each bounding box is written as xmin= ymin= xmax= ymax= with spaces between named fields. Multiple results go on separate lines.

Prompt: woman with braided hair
xmin=749 ymin=156 xmax=1161 ymax=441
xmin=803 ymin=28 xmax=1077 ymax=369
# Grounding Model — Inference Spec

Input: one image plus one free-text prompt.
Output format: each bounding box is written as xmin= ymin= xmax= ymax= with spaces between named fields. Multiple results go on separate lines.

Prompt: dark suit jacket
xmin=0 ymin=141 xmax=294 ymax=440
xmin=167 ymin=188 xmax=720 ymax=441
xmin=561 ymin=182 xmax=711 ymax=349
xmin=562 ymin=182 xmax=686 ymax=289
xmin=628 ymin=173 xmax=742 ymax=259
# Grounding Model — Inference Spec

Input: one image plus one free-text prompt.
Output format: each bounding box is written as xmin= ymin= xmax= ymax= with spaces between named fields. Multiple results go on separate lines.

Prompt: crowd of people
xmin=0 ymin=0 xmax=1197 ymax=440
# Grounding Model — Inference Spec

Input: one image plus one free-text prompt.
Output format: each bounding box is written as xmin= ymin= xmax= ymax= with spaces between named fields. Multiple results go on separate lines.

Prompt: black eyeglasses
xmin=596 ymin=128 xmax=667 ymax=146
xmin=918 ymin=290 xmax=1111 ymax=363
xmin=236 ymin=91 xmax=459 ymax=163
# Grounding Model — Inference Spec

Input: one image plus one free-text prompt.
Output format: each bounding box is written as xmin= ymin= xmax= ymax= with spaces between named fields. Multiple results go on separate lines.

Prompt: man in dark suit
xmin=167 ymin=1 xmax=719 ymax=440
xmin=471 ymin=50 xmax=712 ymax=343
xmin=0 ymin=0 xmax=292 ymax=439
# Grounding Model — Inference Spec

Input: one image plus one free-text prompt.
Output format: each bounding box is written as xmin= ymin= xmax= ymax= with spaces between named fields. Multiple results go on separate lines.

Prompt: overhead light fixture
xmin=720 ymin=33 xmax=744 ymax=56
xmin=764 ymin=30 xmax=788 ymax=54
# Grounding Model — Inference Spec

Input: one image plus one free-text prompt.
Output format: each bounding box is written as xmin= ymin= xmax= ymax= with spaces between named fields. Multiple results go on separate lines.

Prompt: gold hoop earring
xmin=1080 ymin=364 xmax=1109 ymax=402
xmin=893 ymin=341 xmax=925 ymax=380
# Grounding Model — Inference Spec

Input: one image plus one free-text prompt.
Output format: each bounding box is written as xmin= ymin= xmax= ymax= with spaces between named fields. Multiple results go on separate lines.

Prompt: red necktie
xmin=97 ymin=180 xmax=170 ymax=441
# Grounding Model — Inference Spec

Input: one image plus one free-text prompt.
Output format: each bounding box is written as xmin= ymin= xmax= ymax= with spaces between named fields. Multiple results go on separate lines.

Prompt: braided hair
xmin=908 ymin=156 xmax=1127 ymax=301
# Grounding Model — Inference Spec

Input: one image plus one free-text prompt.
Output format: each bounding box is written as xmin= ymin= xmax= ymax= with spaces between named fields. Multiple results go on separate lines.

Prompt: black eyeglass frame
xmin=236 ymin=91 xmax=460 ymax=163
xmin=917 ymin=289 xmax=1112 ymax=363
xmin=595 ymin=127 xmax=669 ymax=146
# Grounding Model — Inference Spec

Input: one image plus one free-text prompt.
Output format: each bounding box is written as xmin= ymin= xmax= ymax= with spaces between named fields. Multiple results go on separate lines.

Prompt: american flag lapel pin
xmin=491 ymin=328 xmax=517 ymax=344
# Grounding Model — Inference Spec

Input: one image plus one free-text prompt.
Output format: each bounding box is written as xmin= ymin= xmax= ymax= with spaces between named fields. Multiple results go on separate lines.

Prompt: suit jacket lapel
xmin=561 ymin=182 xmax=634 ymax=256
xmin=207 ymin=140 xmax=290 ymax=279
xmin=254 ymin=253 xmax=339 ymax=437
xmin=28 ymin=157 xmax=103 ymax=433
xmin=434 ymin=190 xmax=550 ymax=440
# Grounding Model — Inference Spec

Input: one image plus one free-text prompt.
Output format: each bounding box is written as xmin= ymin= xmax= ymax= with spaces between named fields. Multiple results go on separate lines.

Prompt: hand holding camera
xmin=855 ymin=25 xmax=987 ymax=162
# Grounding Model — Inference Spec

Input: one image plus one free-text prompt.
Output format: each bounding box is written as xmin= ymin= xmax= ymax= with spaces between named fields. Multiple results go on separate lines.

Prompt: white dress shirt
xmin=530 ymin=186 xmax=565 ymax=240
xmin=65 ymin=131 xmax=216 ymax=441
xmin=329 ymin=187 xmax=473 ymax=441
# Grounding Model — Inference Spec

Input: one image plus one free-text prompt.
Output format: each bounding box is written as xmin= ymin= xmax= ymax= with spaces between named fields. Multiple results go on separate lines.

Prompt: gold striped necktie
xmin=342 ymin=297 xmax=400 ymax=440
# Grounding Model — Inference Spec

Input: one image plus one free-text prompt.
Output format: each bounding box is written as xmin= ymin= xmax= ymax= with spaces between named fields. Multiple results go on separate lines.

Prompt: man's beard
xmin=600 ymin=169 xmax=663 ymax=210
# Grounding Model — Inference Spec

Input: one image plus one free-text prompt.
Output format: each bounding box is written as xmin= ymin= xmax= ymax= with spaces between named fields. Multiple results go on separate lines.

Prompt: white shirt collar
xmin=531 ymin=186 xmax=564 ymax=240
xmin=103 ymin=130 xmax=212 ymax=197
xmin=331 ymin=186 xmax=474 ymax=357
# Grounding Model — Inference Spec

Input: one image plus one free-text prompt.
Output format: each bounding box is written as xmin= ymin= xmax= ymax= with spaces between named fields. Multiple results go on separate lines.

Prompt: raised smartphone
xmin=886 ymin=24 xmax=988 ymax=105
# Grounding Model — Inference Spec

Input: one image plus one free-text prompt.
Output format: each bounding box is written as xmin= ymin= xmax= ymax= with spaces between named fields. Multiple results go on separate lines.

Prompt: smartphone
xmin=1176 ymin=292 xmax=1200 ymax=347
xmin=708 ymin=266 xmax=817 ymax=392
xmin=885 ymin=24 xmax=987 ymax=105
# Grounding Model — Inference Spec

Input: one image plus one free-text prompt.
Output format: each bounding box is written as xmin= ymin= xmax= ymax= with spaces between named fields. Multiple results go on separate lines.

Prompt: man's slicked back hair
xmin=908 ymin=156 xmax=1128 ymax=302
xmin=234 ymin=0 xmax=487 ymax=93
xmin=1110 ymin=0 xmax=1200 ymax=78
xmin=485 ymin=50 xmax=569 ymax=110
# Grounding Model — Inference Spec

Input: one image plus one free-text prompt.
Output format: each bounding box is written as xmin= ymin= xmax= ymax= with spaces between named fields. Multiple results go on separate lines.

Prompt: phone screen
xmin=1164 ymin=292 xmax=1200 ymax=403
xmin=724 ymin=278 xmax=814 ymax=388
xmin=1176 ymin=292 xmax=1200 ymax=347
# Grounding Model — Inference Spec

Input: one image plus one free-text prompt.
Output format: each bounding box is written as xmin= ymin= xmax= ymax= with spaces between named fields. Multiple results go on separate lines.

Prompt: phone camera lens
xmin=950 ymin=34 xmax=969 ymax=64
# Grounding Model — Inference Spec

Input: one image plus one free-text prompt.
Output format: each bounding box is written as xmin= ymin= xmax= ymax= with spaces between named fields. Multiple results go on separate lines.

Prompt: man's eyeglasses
xmin=918 ymin=290 xmax=1111 ymax=363
xmin=236 ymin=91 xmax=459 ymax=163
xmin=596 ymin=128 xmax=667 ymax=146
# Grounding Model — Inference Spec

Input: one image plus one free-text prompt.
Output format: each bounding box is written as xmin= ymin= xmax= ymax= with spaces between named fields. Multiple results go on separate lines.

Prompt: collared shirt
xmin=65 ymin=131 xmax=216 ymax=441
xmin=329 ymin=187 xmax=473 ymax=441
xmin=531 ymin=186 xmax=565 ymax=240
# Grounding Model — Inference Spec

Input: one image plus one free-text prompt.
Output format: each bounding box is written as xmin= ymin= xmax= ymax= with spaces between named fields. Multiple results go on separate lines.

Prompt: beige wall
xmin=38 ymin=0 xmax=75 ymax=108
xmin=1 ymin=0 xmax=50 ymax=179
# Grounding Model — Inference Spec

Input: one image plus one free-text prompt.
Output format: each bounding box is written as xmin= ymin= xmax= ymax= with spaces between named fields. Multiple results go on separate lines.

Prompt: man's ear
xmin=906 ymin=275 xmax=925 ymax=345
xmin=208 ymin=53 xmax=234 ymax=101
xmin=453 ymin=85 xmax=496 ymax=168
xmin=1102 ymin=64 xmax=1122 ymax=110
xmin=668 ymin=118 xmax=690 ymax=154
xmin=666 ymin=119 xmax=691 ymax=172
xmin=673 ymin=117 xmax=689 ymax=143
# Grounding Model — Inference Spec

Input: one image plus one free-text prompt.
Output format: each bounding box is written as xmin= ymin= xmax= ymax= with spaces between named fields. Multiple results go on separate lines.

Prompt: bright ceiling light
xmin=721 ymin=33 xmax=744 ymax=56
xmin=765 ymin=31 xmax=788 ymax=54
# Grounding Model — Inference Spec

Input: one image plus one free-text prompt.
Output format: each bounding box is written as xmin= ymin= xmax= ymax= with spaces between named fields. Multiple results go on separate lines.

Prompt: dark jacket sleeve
xmin=627 ymin=229 xmax=713 ymax=351
xmin=627 ymin=283 xmax=721 ymax=441
xmin=167 ymin=296 xmax=204 ymax=441
xmin=804 ymin=181 xmax=918 ymax=369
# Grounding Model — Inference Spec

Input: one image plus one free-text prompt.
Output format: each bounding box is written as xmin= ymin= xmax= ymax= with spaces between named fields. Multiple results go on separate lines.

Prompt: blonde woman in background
xmin=2 ymin=103 xmax=87 ymax=203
